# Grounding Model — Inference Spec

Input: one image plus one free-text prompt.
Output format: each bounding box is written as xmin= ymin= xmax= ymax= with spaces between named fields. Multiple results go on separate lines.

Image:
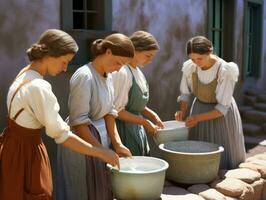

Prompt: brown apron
xmin=0 ymin=80 xmax=52 ymax=200
xmin=192 ymin=63 xmax=221 ymax=103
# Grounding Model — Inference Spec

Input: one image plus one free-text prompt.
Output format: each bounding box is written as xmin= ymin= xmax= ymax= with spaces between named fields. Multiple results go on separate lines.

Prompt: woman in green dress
xmin=112 ymin=31 xmax=164 ymax=156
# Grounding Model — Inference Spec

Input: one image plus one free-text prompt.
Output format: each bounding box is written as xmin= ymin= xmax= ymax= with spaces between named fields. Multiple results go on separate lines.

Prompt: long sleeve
xmin=24 ymin=79 xmax=72 ymax=144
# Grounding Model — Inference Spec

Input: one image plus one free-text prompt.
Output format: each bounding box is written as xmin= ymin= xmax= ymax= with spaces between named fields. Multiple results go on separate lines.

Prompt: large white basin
xmin=107 ymin=156 xmax=168 ymax=200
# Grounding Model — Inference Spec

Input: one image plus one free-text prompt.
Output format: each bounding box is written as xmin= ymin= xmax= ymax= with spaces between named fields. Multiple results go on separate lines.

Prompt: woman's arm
xmin=141 ymin=107 xmax=164 ymax=128
xmin=71 ymin=123 xmax=102 ymax=147
xmin=185 ymin=109 xmax=223 ymax=128
xmin=175 ymin=100 xmax=189 ymax=121
xmin=61 ymin=133 xmax=119 ymax=167
xmin=104 ymin=114 xmax=132 ymax=157
xmin=117 ymin=109 xmax=157 ymax=136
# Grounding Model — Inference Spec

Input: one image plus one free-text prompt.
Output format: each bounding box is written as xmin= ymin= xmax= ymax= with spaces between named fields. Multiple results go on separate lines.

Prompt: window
xmin=61 ymin=0 xmax=112 ymax=31
xmin=243 ymin=0 xmax=263 ymax=77
xmin=208 ymin=0 xmax=223 ymax=57
xmin=61 ymin=0 xmax=113 ymax=68
xmin=207 ymin=0 xmax=235 ymax=61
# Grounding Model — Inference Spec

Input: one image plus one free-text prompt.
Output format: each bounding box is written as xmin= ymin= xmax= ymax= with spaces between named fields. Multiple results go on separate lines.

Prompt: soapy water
xmin=120 ymin=159 xmax=158 ymax=173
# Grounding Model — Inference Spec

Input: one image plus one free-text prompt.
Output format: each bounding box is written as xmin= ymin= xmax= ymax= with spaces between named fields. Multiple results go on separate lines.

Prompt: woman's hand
xmin=154 ymin=115 xmax=164 ymax=129
xmin=144 ymin=120 xmax=158 ymax=136
xmin=175 ymin=111 xmax=184 ymax=121
xmin=185 ymin=115 xmax=199 ymax=128
xmin=114 ymin=143 xmax=132 ymax=157
xmin=99 ymin=148 xmax=120 ymax=168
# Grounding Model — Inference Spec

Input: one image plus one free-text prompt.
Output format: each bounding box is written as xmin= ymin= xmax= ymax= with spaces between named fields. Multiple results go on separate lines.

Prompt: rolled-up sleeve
xmin=177 ymin=72 xmax=191 ymax=103
xmin=68 ymin=70 xmax=93 ymax=126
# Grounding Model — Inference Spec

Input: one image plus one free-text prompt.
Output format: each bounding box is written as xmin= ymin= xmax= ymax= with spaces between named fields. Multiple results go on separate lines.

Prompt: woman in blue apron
xmin=112 ymin=31 xmax=164 ymax=156
xmin=175 ymin=36 xmax=246 ymax=169
xmin=57 ymin=33 xmax=134 ymax=200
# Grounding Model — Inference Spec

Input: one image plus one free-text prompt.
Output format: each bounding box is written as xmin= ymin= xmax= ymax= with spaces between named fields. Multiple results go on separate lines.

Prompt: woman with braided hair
xmin=0 ymin=29 xmax=119 ymax=200
xmin=57 ymin=33 xmax=134 ymax=200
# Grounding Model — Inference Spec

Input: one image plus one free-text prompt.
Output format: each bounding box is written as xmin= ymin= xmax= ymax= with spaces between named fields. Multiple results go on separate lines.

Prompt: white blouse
xmin=7 ymin=70 xmax=73 ymax=144
xmin=112 ymin=65 xmax=148 ymax=112
xmin=177 ymin=58 xmax=239 ymax=115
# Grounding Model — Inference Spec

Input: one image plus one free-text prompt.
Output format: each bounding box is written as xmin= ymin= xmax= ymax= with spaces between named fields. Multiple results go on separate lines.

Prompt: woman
xmin=57 ymin=33 xmax=134 ymax=200
xmin=0 ymin=29 xmax=119 ymax=200
xmin=112 ymin=31 xmax=164 ymax=156
xmin=175 ymin=36 xmax=246 ymax=169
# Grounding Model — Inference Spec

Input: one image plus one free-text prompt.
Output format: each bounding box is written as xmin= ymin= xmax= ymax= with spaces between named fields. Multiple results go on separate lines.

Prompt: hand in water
xmin=100 ymin=148 xmax=120 ymax=168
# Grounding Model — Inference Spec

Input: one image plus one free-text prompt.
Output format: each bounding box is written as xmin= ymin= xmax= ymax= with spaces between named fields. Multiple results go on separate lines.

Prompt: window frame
xmin=207 ymin=0 xmax=223 ymax=57
xmin=61 ymin=0 xmax=112 ymax=31
xmin=243 ymin=0 xmax=263 ymax=78
xmin=60 ymin=0 xmax=113 ymax=70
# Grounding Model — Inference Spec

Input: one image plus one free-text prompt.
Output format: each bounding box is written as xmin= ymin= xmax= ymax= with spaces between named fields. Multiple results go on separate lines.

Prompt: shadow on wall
xmin=112 ymin=0 xmax=207 ymax=120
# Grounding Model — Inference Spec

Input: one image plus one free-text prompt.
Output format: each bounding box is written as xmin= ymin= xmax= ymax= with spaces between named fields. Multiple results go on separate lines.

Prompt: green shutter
xmin=243 ymin=0 xmax=263 ymax=77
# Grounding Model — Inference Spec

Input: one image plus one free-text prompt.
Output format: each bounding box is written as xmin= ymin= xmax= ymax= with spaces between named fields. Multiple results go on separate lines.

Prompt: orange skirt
xmin=0 ymin=119 xmax=52 ymax=200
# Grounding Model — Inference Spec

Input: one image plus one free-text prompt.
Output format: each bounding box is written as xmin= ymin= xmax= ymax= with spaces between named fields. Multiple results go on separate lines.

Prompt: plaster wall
xmin=112 ymin=0 xmax=207 ymax=121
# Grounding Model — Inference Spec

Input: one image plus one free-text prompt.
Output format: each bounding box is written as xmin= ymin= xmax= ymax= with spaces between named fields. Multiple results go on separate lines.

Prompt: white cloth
xmin=177 ymin=57 xmax=239 ymax=115
xmin=112 ymin=65 xmax=147 ymax=112
xmin=68 ymin=63 xmax=117 ymax=127
xmin=7 ymin=70 xmax=72 ymax=144
xmin=91 ymin=118 xmax=110 ymax=147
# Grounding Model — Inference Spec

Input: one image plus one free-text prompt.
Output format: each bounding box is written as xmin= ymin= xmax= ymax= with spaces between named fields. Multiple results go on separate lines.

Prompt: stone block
xmin=239 ymin=162 xmax=266 ymax=178
xmin=242 ymin=123 xmax=262 ymax=136
xmin=188 ymin=184 xmax=226 ymax=200
xmin=222 ymin=168 xmax=261 ymax=183
xmin=250 ymin=178 xmax=264 ymax=200
xmin=162 ymin=186 xmax=204 ymax=200
xmin=210 ymin=178 xmax=254 ymax=199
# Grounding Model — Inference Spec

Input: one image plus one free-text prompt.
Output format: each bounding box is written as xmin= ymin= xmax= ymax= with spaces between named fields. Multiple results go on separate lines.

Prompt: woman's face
xmin=104 ymin=49 xmax=132 ymax=73
xmin=46 ymin=53 xmax=75 ymax=76
xmin=188 ymin=53 xmax=211 ymax=68
xmin=135 ymin=50 xmax=158 ymax=67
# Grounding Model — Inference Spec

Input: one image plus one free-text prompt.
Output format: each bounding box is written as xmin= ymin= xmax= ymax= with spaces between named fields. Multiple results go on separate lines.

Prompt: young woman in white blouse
xmin=0 ymin=29 xmax=119 ymax=200
xmin=112 ymin=31 xmax=164 ymax=156
xmin=175 ymin=36 xmax=246 ymax=169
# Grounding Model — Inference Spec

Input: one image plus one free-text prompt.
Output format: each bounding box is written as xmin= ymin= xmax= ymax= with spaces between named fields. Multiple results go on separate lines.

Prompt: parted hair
xmin=186 ymin=36 xmax=213 ymax=55
xmin=27 ymin=29 xmax=78 ymax=61
xmin=90 ymin=33 xmax=135 ymax=60
xmin=130 ymin=31 xmax=159 ymax=51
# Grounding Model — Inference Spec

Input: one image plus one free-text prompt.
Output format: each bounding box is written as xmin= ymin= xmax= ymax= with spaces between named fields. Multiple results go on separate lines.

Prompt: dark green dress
xmin=116 ymin=66 xmax=150 ymax=156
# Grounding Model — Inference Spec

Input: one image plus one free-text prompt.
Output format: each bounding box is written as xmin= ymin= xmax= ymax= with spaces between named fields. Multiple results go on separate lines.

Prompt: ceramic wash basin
xmin=159 ymin=140 xmax=224 ymax=184
xmin=107 ymin=156 xmax=168 ymax=200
